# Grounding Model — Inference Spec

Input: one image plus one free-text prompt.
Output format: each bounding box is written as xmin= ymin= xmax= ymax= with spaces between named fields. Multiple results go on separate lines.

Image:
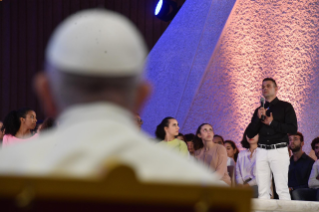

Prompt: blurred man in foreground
xmin=0 ymin=9 xmax=224 ymax=185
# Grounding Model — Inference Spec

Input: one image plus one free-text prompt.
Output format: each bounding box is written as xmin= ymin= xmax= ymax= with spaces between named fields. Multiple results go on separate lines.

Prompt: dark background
xmin=0 ymin=0 xmax=185 ymax=120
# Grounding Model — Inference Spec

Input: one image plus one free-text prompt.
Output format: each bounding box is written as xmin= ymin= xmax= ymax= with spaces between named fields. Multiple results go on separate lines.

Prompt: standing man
xmin=247 ymin=78 xmax=298 ymax=200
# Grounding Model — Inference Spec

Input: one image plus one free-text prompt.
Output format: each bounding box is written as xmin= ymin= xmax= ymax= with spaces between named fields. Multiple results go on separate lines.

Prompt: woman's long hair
xmin=193 ymin=123 xmax=211 ymax=150
xmin=155 ymin=117 xmax=174 ymax=140
xmin=224 ymin=140 xmax=240 ymax=162
xmin=2 ymin=108 xmax=33 ymax=136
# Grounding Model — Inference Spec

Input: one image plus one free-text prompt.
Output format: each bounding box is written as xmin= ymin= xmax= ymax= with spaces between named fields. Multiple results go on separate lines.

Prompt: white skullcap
xmin=46 ymin=9 xmax=147 ymax=77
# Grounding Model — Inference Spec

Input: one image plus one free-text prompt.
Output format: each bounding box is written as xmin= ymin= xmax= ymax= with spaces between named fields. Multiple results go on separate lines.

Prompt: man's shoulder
xmin=0 ymin=130 xmax=57 ymax=173
xmin=277 ymin=99 xmax=293 ymax=108
xmin=302 ymin=153 xmax=315 ymax=164
xmin=289 ymin=155 xmax=294 ymax=164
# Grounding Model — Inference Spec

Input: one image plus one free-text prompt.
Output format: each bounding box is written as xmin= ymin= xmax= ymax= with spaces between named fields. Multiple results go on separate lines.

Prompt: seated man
xmin=308 ymin=137 xmax=319 ymax=200
xmin=288 ymin=132 xmax=315 ymax=200
xmin=184 ymin=133 xmax=195 ymax=156
xmin=0 ymin=9 xmax=224 ymax=185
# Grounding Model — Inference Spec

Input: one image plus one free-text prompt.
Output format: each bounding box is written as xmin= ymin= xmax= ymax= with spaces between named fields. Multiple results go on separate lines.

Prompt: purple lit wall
xmin=143 ymin=0 xmax=319 ymax=153
xmin=142 ymin=0 xmax=236 ymax=136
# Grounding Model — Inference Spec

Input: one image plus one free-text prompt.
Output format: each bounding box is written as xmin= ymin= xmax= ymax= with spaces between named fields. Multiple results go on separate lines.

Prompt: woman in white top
xmin=236 ymin=128 xmax=259 ymax=198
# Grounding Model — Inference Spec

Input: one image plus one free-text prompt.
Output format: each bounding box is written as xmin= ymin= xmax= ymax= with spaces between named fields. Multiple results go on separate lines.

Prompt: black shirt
xmin=288 ymin=153 xmax=315 ymax=189
xmin=247 ymin=97 xmax=298 ymax=145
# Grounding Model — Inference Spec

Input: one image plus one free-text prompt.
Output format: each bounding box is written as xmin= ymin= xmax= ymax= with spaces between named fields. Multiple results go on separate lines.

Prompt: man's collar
xmin=291 ymin=152 xmax=307 ymax=162
xmin=57 ymin=102 xmax=136 ymax=129
xmin=266 ymin=97 xmax=279 ymax=105
xmin=300 ymin=152 xmax=308 ymax=159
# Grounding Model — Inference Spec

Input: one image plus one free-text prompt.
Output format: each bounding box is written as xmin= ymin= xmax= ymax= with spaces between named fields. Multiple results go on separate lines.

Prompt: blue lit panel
xmin=142 ymin=0 xmax=236 ymax=137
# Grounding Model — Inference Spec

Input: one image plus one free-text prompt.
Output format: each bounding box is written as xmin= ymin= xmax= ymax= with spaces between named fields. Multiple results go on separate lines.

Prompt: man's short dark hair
xmin=311 ymin=137 xmax=319 ymax=150
xmin=184 ymin=133 xmax=195 ymax=142
xmin=289 ymin=131 xmax=304 ymax=142
xmin=262 ymin=78 xmax=277 ymax=87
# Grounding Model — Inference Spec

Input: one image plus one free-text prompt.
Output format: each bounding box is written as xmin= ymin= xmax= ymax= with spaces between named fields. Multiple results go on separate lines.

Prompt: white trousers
xmin=256 ymin=147 xmax=291 ymax=200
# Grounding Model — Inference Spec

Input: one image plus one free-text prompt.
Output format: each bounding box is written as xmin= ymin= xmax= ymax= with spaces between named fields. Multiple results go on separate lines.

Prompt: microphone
xmin=260 ymin=97 xmax=265 ymax=121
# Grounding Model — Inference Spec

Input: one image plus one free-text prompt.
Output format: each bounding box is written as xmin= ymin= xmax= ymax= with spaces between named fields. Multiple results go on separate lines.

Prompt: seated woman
xmin=155 ymin=117 xmax=188 ymax=157
xmin=224 ymin=140 xmax=240 ymax=163
xmin=236 ymin=128 xmax=259 ymax=198
xmin=193 ymin=123 xmax=231 ymax=186
xmin=1 ymin=108 xmax=38 ymax=147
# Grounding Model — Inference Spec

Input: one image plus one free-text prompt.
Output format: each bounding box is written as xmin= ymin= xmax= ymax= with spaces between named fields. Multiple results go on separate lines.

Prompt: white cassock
xmin=0 ymin=102 xmax=226 ymax=186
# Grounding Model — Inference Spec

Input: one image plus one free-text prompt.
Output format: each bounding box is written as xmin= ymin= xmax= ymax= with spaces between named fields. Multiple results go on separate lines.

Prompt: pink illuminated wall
xmin=182 ymin=0 xmax=319 ymax=153
xmin=144 ymin=0 xmax=319 ymax=153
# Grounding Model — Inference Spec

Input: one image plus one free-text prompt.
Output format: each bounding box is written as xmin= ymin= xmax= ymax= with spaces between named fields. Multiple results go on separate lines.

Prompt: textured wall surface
xmin=182 ymin=0 xmax=319 ymax=153
xmin=142 ymin=0 xmax=236 ymax=136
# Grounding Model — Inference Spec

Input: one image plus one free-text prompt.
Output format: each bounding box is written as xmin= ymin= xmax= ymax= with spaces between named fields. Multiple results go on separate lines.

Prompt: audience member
xmin=36 ymin=123 xmax=43 ymax=134
xmin=40 ymin=117 xmax=56 ymax=132
xmin=288 ymin=132 xmax=315 ymax=200
xmin=307 ymin=137 xmax=319 ymax=200
xmin=194 ymin=123 xmax=231 ymax=185
xmin=156 ymin=117 xmax=188 ymax=156
xmin=184 ymin=133 xmax=195 ymax=156
xmin=177 ymin=133 xmax=185 ymax=141
xmin=0 ymin=121 xmax=4 ymax=143
xmin=213 ymin=134 xmax=224 ymax=145
xmin=0 ymin=9 xmax=225 ymax=185
xmin=309 ymin=149 xmax=317 ymax=161
xmin=212 ymin=134 xmax=235 ymax=167
xmin=1 ymin=108 xmax=38 ymax=147
xmin=224 ymin=140 xmax=240 ymax=163
xmin=236 ymin=128 xmax=259 ymax=198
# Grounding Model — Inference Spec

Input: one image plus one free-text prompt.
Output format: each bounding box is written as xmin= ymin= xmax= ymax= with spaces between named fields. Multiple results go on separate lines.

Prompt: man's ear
xmin=133 ymin=80 xmax=152 ymax=113
xmin=33 ymin=72 xmax=58 ymax=118
xmin=20 ymin=117 xmax=25 ymax=124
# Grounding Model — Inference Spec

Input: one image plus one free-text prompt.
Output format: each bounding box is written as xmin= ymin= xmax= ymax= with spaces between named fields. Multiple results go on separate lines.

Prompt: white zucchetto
xmin=46 ymin=9 xmax=147 ymax=77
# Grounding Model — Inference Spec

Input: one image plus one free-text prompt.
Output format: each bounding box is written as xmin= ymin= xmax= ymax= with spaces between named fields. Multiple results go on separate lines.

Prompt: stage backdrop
xmin=0 ymin=0 xmax=185 ymax=120
xmin=143 ymin=0 xmax=319 ymax=154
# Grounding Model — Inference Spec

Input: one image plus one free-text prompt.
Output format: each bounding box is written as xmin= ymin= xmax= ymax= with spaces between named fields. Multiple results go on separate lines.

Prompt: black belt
xmin=258 ymin=142 xmax=287 ymax=150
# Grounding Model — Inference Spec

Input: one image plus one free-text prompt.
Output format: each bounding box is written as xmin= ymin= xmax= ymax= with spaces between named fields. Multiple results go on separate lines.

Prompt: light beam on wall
xmin=143 ymin=0 xmax=237 ymax=137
